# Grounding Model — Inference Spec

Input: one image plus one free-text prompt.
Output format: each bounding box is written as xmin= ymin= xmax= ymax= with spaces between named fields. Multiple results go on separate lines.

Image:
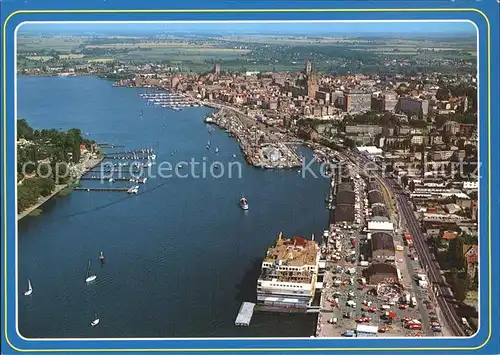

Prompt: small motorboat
xmin=90 ymin=315 xmax=100 ymax=327
xmin=240 ymin=196 xmax=249 ymax=211
xmin=98 ymin=252 xmax=105 ymax=262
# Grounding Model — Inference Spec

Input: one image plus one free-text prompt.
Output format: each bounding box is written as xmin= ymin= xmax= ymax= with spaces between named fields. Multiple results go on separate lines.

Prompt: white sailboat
xmin=24 ymin=279 xmax=33 ymax=296
xmin=85 ymin=260 xmax=97 ymax=283
xmin=90 ymin=314 xmax=100 ymax=327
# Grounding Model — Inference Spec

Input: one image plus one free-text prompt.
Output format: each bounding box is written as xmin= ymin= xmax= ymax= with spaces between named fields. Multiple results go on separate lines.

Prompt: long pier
xmin=92 ymin=162 xmax=144 ymax=167
xmin=97 ymin=143 xmax=125 ymax=148
xmin=79 ymin=177 xmax=144 ymax=182
xmin=88 ymin=169 xmax=142 ymax=174
xmin=104 ymin=150 xmax=153 ymax=155
xmin=74 ymin=187 xmax=130 ymax=192
xmin=104 ymin=155 xmax=152 ymax=160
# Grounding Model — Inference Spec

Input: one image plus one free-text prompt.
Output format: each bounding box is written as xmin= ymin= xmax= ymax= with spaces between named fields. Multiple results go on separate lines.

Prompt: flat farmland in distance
xmin=59 ymin=54 xmax=85 ymax=59
xmin=217 ymin=35 xmax=476 ymax=51
xmin=25 ymin=56 xmax=53 ymax=62
xmin=17 ymin=36 xmax=85 ymax=52
xmin=85 ymin=41 xmax=204 ymax=49
xmin=86 ymin=58 xmax=116 ymax=63
xmin=114 ymin=45 xmax=251 ymax=62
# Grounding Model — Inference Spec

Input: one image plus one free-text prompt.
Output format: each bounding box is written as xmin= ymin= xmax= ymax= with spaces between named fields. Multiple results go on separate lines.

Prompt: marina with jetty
xmin=139 ymin=92 xmax=200 ymax=111
xmin=73 ymin=146 xmax=157 ymax=194
xmin=114 ymin=80 xmax=304 ymax=170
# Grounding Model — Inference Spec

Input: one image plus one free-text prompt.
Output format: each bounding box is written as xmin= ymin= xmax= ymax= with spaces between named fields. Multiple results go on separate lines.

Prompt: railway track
xmin=341 ymin=150 xmax=467 ymax=336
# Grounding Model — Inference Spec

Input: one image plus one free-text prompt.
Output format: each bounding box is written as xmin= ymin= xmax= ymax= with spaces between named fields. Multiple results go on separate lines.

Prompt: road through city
xmin=358 ymin=152 xmax=467 ymax=336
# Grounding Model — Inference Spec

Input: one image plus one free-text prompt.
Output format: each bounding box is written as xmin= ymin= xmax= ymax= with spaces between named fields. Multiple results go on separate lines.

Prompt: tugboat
xmin=240 ymin=196 xmax=249 ymax=210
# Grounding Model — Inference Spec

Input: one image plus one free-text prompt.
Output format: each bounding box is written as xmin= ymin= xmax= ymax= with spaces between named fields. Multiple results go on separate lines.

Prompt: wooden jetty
xmin=74 ymin=187 xmax=130 ymax=192
xmin=88 ymin=169 xmax=142 ymax=174
xmin=79 ymin=177 xmax=143 ymax=182
xmin=97 ymin=143 xmax=125 ymax=148
xmin=93 ymin=162 xmax=141 ymax=167
xmin=234 ymin=302 xmax=255 ymax=327
xmin=104 ymin=150 xmax=154 ymax=155
xmin=104 ymin=155 xmax=152 ymax=160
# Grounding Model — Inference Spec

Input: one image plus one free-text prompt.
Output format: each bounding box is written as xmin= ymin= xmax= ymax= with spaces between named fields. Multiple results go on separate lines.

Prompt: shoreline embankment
xmin=17 ymin=156 xmax=104 ymax=221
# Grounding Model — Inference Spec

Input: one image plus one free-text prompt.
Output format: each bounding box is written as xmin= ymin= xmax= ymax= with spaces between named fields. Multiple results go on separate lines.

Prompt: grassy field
xmin=85 ymin=41 xmax=228 ymax=49
xmin=117 ymin=46 xmax=250 ymax=62
xmin=17 ymin=35 xmax=85 ymax=52
xmin=87 ymin=58 xmax=116 ymax=63
xmin=25 ymin=55 xmax=53 ymax=61
xmin=59 ymin=53 xmax=85 ymax=59
xmin=16 ymin=34 xmax=476 ymax=73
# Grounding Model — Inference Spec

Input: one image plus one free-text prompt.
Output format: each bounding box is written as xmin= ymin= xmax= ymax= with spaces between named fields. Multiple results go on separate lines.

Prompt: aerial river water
xmin=17 ymin=76 xmax=330 ymax=338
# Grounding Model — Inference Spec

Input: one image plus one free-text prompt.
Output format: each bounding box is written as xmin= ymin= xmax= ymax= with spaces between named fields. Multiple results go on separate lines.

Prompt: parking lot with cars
xmin=316 ymin=170 xmax=444 ymax=337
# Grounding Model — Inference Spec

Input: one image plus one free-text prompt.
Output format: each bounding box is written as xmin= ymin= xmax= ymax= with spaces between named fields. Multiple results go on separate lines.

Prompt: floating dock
xmin=234 ymin=302 xmax=255 ymax=327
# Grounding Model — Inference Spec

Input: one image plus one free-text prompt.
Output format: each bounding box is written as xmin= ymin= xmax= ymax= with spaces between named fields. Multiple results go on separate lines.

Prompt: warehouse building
xmin=333 ymin=182 xmax=356 ymax=224
xmin=367 ymin=220 xmax=394 ymax=233
xmin=371 ymin=232 xmax=396 ymax=262
xmin=363 ymin=263 xmax=398 ymax=285
xmin=371 ymin=205 xmax=389 ymax=219
xmin=334 ymin=204 xmax=356 ymax=223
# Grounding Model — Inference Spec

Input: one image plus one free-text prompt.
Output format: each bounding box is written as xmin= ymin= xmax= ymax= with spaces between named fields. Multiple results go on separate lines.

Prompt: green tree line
xmin=17 ymin=119 xmax=94 ymax=213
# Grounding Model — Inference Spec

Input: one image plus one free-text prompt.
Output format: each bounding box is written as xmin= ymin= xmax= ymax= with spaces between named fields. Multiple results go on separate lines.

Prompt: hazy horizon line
xmin=17 ymin=21 xmax=477 ymax=38
xmin=18 ymin=31 xmax=476 ymax=39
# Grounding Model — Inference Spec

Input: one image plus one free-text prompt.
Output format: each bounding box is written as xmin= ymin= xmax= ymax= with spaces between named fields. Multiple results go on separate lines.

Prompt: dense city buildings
xmin=345 ymin=90 xmax=372 ymax=114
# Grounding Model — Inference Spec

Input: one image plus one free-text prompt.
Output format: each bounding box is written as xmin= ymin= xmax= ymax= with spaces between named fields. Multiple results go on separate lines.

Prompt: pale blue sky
xmin=18 ymin=21 xmax=477 ymax=37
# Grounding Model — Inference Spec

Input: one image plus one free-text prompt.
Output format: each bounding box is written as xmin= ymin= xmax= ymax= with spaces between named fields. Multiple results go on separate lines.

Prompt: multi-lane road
xmin=343 ymin=150 xmax=469 ymax=337
xmin=392 ymin=183 xmax=466 ymax=336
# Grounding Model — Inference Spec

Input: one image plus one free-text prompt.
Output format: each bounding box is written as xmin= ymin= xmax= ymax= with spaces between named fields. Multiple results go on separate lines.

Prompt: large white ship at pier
xmin=257 ymin=233 xmax=321 ymax=310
